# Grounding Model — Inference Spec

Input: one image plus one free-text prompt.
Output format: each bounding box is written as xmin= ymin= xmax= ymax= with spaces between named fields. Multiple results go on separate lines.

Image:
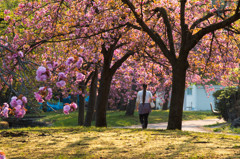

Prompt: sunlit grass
xmin=0 ymin=127 xmax=239 ymax=159
xmin=38 ymin=110 xmax=217 ymax=127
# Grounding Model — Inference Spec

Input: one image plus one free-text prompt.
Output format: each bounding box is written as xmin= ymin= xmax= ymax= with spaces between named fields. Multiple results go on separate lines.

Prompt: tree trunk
xmin=84 ymin=67 xmax=98 ymax=126
xmin=162 ymin=86 xmax=170 ymax=110
xmin=125 ymin=83 xmax=137 ymax=116
xmin=125 ymin=98 xmax=136 ymax=116
xmin=118 ymin=97 xmax=126 ymax=110
xmin=78 ymin=82 xmax=85 ymax=126
xmin=167 ymin=63 xmax=188 ymax=130
xmin=95 ymin=71 xmax=112 ymax=127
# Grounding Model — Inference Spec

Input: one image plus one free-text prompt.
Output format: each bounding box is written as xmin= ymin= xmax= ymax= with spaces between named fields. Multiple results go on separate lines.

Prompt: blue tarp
xmin=39 ymin=95 xmax=89 ymax=112
xmin=39 ymin=100 xmax=63 ymax=112
xmin=62 ymin=96 xmax=71 ymax=104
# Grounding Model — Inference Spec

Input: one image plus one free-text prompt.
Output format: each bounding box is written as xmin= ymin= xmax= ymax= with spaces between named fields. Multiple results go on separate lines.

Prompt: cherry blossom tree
xmin=121 ymin=0 xmax=240 ymax=130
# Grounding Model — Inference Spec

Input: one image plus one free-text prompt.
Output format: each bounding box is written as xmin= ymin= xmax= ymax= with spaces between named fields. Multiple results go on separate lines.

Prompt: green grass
xmin=0 ymin=126 xmax=240 ymax=159
xmin=38 ymin=110 xmax=217 ymax=127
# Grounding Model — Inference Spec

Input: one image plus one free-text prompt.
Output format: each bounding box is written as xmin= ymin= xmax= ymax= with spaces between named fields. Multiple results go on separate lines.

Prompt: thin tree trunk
xmin=78 ymin=81 xmax=85 ymax=126
xmin=95 ymin=71 xmax=112 ymax=127
xmin=84 ymin=67 xmax=98 ymax=126
xmin=125 ymin=98 xmax=136 ymax=116
xmin=125 ymin=83 xmax=137 ymax=116
xmin=162 ymin=86 xmax=170 ymax=110
xmin=167 ymin=64 xmax=187 ymax=130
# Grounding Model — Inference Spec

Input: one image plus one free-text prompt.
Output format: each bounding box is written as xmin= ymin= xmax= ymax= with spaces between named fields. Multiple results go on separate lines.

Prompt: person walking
xmin=136 ymin=84 xmax=153 ymax=129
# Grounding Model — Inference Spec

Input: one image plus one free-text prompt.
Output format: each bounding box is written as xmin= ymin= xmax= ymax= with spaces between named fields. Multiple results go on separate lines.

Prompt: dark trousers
xmin=139 ymin=113 xmax=149 ymax=129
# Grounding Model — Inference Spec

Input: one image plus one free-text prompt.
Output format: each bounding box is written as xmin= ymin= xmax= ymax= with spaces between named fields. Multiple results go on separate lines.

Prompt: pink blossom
xmin=34 ymin=92 xmax=44 ymax=103
xmin=47 ymin=63 xmax=53 ymax=69
xmin=36 ymin=66 xmax=51 ymax=81
xmin=15 ymin=105 xmax=22 ymax=111
xmin=4 ymin=16 xmax=10 ymax=21
xmin=18 ymin=3 xmax=25 ymax=8
xmin=18 ymin=51 xmax=24 ymax=57
xmin=45 ymin=88 xmax=52 ymax=100
xmin=76 ymin=57 xmax=83 ymax=68
xmin=3 ymin=103 xmax=9 ymax=108
xmin=12 ymin=54 xmax=18 ymax=58
xmin=37 ymin=66 xmax=46 ymax=76
xmin=196 ymin=2 xmax=202 ymax=6
xmin=63 ymin=105 xmax=71 ymax=115
xmin=0 ymin=151 xmax=6 ymax=159
xmin=56 ymin=80 xmax=66 ymax=88
xmin=4 ymin=10 xmax=10 ymax=14
xmin=2 ymin=106 xmax=9 ymax=118
xmin=58 ymin=72 xmax=66 ymax=80
xmin=15 ymin=107 xmax=26 ymax=118
xmin=65 ymin=57 xmax=74 ymax=66
xmin=10 ymin=96 xmax=18 ymax=107
xmin=210 ymin=8 xmax=217 ymax=13
xmin=14 ymin=34 xmax=19 ymax=41
xmin=71 ymin=102 xmax=78 ymax=110
xmin=53 ymin=61 xmax=58 ymax=68
xmin=22 ymin=96 xmax=27 ymax=104
xmin=76 ymin=73 xmax=85 ymax=82
xmin=16 ymin=99 xmax=23 ymax=106
xmin=39 ymin=87 xmax=46 ymax=91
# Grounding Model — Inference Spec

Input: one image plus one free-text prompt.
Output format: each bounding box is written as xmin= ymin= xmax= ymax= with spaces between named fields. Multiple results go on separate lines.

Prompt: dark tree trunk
xmin=78 ymin=82 xmax=85 ymax=126
xmin=125 ymin=83 xmax=137 ymax=116
xmin=118 ymin=97 xmax=126 ymax=110
xmin=95 ymin=70 xmax=112 ymax=127
xmin=125 ymin=98 xmax=136 ymax=116
xmin=84 ymin=67 xmax=98 ymax=126
xmin=167 ymin=63 xmax=188 ymax=130
xmin=95 ymin=42 xmax=134 ymax=127
xmin=162 ymin=86 xmax=170 ymax=110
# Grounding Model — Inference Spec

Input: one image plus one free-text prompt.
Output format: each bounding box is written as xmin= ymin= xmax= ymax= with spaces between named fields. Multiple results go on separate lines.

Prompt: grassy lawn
xmin=0 ymin=127 xmax=240 ymax=159
xmin=38 ymin=110 xmax=218 ymax=127
xmin=204 ymin=123 xmax=240 ymax=134
xmin=1 ymin=110 xmax=240 ymax=158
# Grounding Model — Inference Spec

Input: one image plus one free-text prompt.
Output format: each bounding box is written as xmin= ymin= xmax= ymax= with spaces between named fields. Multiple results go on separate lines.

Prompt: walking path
xmin=119 ymin=118 xmax=226 ymax=133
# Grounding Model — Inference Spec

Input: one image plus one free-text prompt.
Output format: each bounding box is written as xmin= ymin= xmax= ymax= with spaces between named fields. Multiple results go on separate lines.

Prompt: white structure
xmin=183 ymin=85 xmax=224 ymax=111
xmin=155 ymin=85 xmax=224 ymax=111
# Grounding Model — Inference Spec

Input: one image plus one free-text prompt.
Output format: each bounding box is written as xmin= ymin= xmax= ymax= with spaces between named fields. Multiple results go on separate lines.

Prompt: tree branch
xmin=110 ymin=51 xmax=134 ymax=75
xmin=122 ymin=0 xmax=176 ymax=64
xmin=190 ymin=13 xmax=240 ymax=52
xmin=190 ymin=9 xmax=231 ymax=30
xmin=236 ymin=0 xmax=240 ymax=14
xmin=180 ymin=0 xmax=188 ymax=58
xmin=153 ymin=7 xmax=175 ymax=57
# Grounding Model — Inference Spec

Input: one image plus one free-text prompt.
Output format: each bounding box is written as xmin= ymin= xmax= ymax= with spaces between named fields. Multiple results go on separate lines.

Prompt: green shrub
xmin=213 ymin=86 xmax=238 ymax=121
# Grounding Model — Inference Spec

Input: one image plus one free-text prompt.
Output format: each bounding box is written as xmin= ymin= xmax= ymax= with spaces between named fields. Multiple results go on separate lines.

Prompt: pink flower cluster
xmin=63 ymin=102 xmax=78 ymax=115
xmin=0 ymin=151 xmax=6 ymax=159
xmin=0 ymin=103 xmax=9 ymax=118
xmin=56 ymin=72 xmax=66 ymax=88
xmin=76 ymin=57 xmax=83 ymax=68
xmin=9 ymin=96 xmax=28 ymax=118
xmin=34 ymin=87 xmax=52 ymax=103
xmin=65 ymin=57 xmax=74 ymax=66
xmin=46 ymin=61 xmax=58 ymax=70
xmin=76 ymin=72 xmax=85 ymax=82
xmin=36 ymin=66 xmax=51 ymax=81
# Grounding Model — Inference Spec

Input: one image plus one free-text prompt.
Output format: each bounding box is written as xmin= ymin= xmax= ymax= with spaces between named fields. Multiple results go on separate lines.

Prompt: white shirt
xmin=136 ymin=90 xmax=152 ymax=104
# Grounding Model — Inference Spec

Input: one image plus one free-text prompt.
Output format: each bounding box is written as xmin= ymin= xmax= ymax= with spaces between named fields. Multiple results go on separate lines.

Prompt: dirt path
xmin=119 ymin=118 xmax=226 ymax=133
